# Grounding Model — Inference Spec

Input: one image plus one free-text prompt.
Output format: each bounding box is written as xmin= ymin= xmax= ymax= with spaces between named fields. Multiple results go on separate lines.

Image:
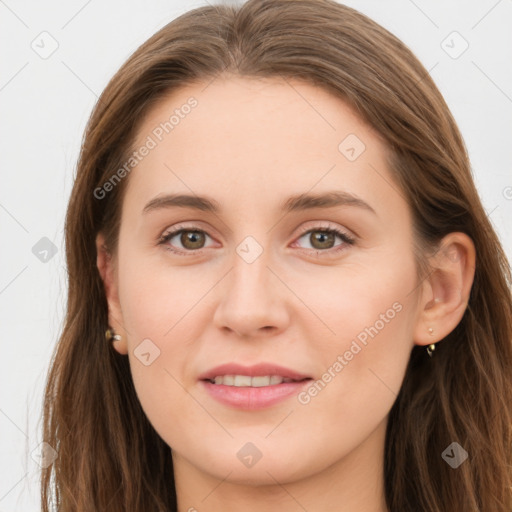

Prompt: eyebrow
xmin=142 ymin=191 xmax=376 ymax=215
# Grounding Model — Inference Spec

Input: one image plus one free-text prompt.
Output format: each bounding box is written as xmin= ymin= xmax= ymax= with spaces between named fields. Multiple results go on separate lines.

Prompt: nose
xmin=212 ymin=246 xmax=290 ymax=339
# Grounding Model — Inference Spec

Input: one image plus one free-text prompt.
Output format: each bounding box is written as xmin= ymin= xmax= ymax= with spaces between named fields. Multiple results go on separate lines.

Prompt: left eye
xmin=294 ymin=228 xmax=354 ymax=252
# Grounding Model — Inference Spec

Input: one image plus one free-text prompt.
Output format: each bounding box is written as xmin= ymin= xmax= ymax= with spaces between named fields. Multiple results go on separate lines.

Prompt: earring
xmin=105 ymin=327 xmax=121 ymax=342
xmin=426 ymin=327 xmax=435 ymax=357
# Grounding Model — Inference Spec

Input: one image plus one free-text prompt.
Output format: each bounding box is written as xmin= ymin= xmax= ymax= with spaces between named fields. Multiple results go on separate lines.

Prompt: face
xmin=101 ymin=75 xmax=426 ymax=485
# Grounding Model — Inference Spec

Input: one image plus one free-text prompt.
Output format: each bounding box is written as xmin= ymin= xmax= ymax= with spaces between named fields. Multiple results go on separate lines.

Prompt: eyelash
xmin=157 ymin=223 xmax=356 ymax=257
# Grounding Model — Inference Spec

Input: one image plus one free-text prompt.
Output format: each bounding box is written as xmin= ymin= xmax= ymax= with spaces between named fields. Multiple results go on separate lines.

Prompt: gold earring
xmin=105 ymin=327 xmax=121 ymax=342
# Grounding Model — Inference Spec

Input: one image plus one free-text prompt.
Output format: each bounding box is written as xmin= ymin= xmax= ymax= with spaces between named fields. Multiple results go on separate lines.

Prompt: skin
xmin=96 ymin=75 xmax=475 ymax=512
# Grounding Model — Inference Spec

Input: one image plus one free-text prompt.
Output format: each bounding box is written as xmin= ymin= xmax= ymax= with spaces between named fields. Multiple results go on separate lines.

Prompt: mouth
xmin=204 ymin=375 xmax=312 ymax=387
xmin=198 ymin=363 xmax=314 ymax=410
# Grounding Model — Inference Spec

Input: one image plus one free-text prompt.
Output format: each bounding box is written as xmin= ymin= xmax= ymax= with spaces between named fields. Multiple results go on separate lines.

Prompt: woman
xmin=41 ymin=0 xmax=512 ymax=510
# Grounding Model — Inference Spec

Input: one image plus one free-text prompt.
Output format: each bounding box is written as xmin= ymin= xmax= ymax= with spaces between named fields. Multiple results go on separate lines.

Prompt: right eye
xmin=158 ymin=225 xmax=216 ymax=255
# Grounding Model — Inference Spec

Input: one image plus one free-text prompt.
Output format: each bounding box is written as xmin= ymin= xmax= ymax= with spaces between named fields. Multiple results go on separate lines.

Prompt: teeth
xmin=209 ymin=375 xmax=298 ymax=387
xmin=234 ymin=375 xmax=252 ymax=387
xmin=222 ymin=375 xmax=235 ymax=385
xmin=253 ymin=376 xmax=272 ymax=387
xmin=270 ymin=375 xmax=284 ymax=385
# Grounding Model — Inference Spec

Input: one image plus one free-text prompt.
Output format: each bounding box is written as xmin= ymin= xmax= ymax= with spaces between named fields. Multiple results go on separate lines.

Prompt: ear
xmin=414 ymin=232 xmax=476 ymax=346
xmin=95 ymin=232 xmax=128 ymax=355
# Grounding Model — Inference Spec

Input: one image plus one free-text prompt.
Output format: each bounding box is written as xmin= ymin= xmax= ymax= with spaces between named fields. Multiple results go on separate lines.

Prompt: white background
xmin=1 ymin=0 xmax=511 ymax=509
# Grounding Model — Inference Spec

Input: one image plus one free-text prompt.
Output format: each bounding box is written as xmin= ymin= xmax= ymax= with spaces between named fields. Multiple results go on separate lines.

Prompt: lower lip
xmin=200 ymin=379 xmax=312 ymax=410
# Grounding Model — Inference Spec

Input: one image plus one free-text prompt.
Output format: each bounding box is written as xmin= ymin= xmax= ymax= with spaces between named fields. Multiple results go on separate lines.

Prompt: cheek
xmin=294 ymin=253 xmax=417 ymax=416
xmin=297 ymin=249 xmax=416 ymax=351
xmin=117 ymin=246 xmax=211 ymax=338
xmin=114 ymin=250 xmax=202 ymax=412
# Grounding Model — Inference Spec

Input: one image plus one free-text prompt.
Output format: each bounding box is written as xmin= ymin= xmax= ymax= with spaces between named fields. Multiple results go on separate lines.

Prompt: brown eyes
xmin=167 ymin=230 xmax=207 ymax=250
xmin=158 ymin=225 xmax=355 ymax=256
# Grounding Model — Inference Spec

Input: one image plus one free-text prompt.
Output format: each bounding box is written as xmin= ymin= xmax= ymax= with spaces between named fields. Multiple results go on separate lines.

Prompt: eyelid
xmin=294 ymin=220 xmax=354 ymax=239
xmin=159 ymin=220 xmax=216 ymax=238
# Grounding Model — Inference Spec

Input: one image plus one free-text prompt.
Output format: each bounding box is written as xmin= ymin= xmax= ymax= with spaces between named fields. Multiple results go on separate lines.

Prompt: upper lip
xmin=198 ymin=363 xmax=312 ymax=381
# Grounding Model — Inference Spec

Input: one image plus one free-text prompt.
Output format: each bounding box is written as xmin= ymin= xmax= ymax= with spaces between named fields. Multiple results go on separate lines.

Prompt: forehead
xmin=124 ymin=74 xmax=402 ymax=221
xmin=133 ymin=74 xmax=378 ymax=158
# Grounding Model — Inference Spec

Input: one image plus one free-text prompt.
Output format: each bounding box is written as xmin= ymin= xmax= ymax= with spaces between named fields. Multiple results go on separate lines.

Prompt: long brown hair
xmin=41 ymin=1 xmax=512 ymax=510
